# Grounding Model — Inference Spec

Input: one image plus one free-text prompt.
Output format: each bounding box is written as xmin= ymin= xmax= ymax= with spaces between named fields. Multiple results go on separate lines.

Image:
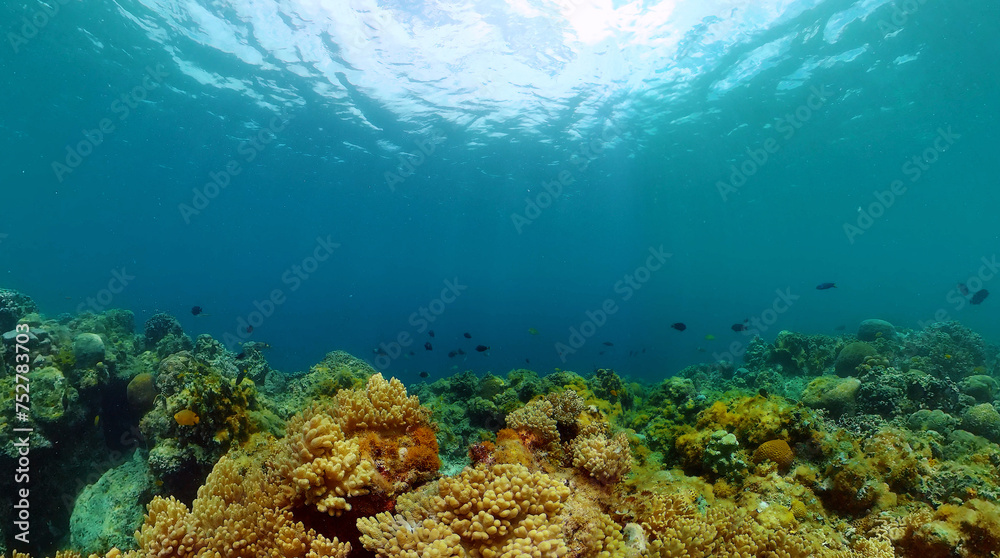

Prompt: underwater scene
xmin=2 ymin=0 xmax=1000 ymax=557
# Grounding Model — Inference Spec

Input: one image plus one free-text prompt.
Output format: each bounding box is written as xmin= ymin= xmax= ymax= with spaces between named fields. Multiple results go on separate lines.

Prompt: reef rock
xmin=0 ymin=288 xmax=37 ymax=332
xmin=73 ymin=333 xmax=106 ymax=367
xmin=962 ymin=403 xmax=1000 ymax=443
xmin=802 ymin=376 xmax=861 ymax=417
xmin=835 ymin=342 xmax=877 ymax=377
xmin=857 ymin=319 xmax=896 ymax=341
xmin=69 ymin=450 xmax=152 ymax=554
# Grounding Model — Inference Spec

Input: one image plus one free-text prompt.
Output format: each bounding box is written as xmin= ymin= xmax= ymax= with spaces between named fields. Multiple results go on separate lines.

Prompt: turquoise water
xmin=2 ymin=0 xmax=998 ymax=382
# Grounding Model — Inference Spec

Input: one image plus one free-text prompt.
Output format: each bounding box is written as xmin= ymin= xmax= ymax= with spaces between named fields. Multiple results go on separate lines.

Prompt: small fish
xmin=424 ymin=342 xmax=433 ymax=351
xmin=697 ymin=347 xmax=706 ymax=352
xmin=448 ymin=350 xmax=458 ymax=358
xmin=816 ymin=283 xmax=837 ymax=290
xmin=834 ymin=325 xmax=846 ymax=331
xmin=475 ymin=345 xmax=490 ymax=352
xmin=705 ymin=334 xmax=716 ymax=340
xmin=429 ymin=330 xmax=435 ymax=338
xmin=671 ymin=322 xmax=687 ymax=331
xmin=174 ymin=409 xmax=200 ymax=426
xmin=419 ymin=371 xmax=430 ymax=378
xmin=191 ymin=306 xmax=204 ymax=316
xmin=457 ymin=348 xmax=466 ymax=355
xmin=958 ymin=283 xmax=970 ymax=296
xmin=525 ymin=358 xmax=530 ymax=364
xmin=408 ymin=351 xmax=415 ymax=356
xmin=599 ymin=350 xmax=606 ymax=355
xmin=970 ymin=289 xmax=989 ymax=305
xmin=602 ymin=341 xmax=614 ymax=346
xmin=528 ymin=328 xmax=539 ymax=335
xmin=945 ymin=354 xmax=952 ymax=359
xmin=731 ymin=322 xmax=748 ymax=332
xmin=464 ymin=332 xmax=472 ymax=338
xmin=235 ymin=368 xmax=247 ymax=385
xmin=236 ymin=352 xmax=246 ymax=360
xmin=245 ymin=325 xmax=254 ymax=334
xmin=642 ymin=348 xmax=646 ymax=353
xmin=94 ymin=415 xmax=100 ymax=427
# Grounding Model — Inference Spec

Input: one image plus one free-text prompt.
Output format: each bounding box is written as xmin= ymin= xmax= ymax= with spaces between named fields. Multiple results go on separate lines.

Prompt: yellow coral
xmin=570 ymin=425 xmax=632 ymax=485
xmin=133 ymin=439 xmax=351 ymax=558
xmin=752 ymin=439 xmax=794 ymax=472
xmin=333 ymin=373 xmax=428 ymax=434
xmin=279 ymin=404 xmax=376 ymax=515
xmin=506 ymin=399 xmax=560 ymax=447
xmin=358 ymin=463 xmax=571 ymax=558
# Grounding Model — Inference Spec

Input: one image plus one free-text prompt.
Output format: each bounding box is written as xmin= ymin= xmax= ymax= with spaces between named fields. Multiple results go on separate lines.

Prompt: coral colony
xmin=3 ymin=288 xmax=1000 ymax=557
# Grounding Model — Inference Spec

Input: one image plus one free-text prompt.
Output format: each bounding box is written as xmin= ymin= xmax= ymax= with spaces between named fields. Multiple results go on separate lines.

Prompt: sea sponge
xmin=752 ymin=439 xmax=794 ymax=473
xmin=357 ymin=463 xmax=571 ymax=558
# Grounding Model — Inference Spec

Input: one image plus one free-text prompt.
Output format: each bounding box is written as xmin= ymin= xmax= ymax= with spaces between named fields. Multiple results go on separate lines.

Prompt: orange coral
xmin=752 ymin=439 xmax=794 ymax=472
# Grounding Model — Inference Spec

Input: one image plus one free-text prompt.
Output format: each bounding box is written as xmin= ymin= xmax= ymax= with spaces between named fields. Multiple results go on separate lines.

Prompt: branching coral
xmin=506 ymin=399 xmax=560 ymax=449
xmin=570 ymin=424 xmax=632 ymax=485
xmin=132 ymin=438 xmax=351 ymax=558
xmin=333 ymin=373 xmax=428 ymax=434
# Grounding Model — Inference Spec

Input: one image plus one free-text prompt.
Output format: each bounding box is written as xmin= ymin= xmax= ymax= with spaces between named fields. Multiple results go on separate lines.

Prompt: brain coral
xmin=752 ymin=439 xmax=794 ymax=472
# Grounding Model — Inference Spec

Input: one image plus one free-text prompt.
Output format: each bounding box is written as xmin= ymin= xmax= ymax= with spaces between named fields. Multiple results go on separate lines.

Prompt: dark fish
xmin=373 ymin=347 xmax=388 ymax=356
xmin=408 ymin=351 xmax=415 ymax=356
xmin=448 ymin=350 xmax=457 ymax=358
xmin=464 ymin=332 xmax=472 ymax=338
xmin=599 ymin=351 xmax=606 ymax=355
xmin=816 ymin=283 xmax=837 ymax=290
xmin=475 ymin=345 xmax=489 ymax=352
xmin=958 ymin=283 xmax=970 ymax=296
xmin=642 ymin=348 xmax=646 ymax=353
xmin=235 ymin=368 xmax=246 ymax=385
xmin=191 ymin=306 xmax=203 ymax=316
xmin=834 ymin=325 xmax=846 ymax=331
xmin=424 ymin=342 xmax=433 ymax=351
xmin=236 ymin=352 xmax=246 ymax=360
xmin=525 ymin=358 xmax=530 ymax=364
xmin=671 ymin=322 xmax=687 ymax=331
xmin=457 ymin=348 xmax=466 ymax=355
xmin=970 ymin=289 xmax=990 ymax=305
xmin=731 ymin=323 xmax=748 ymax=332
xmin=245 ymin=325 xmax=253 ymax=334
xmin=629 ymin=350 xmax=635 ymax=357
xmin=429 ymin=330 xmax=435 ymax=338
xmin=602 ymin=341 xmax=614 ymax=346
xmin=419 ymin=371 xmax=430 ymax=378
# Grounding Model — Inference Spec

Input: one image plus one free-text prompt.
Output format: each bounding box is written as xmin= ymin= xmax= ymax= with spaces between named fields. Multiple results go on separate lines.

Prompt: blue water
xmin=2 ymin=0 xmax=998 ymax=383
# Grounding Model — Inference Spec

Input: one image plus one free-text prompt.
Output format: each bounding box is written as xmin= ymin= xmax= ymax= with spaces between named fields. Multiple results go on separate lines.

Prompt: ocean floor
xmin=2 ymin=287 xmax=1000 ymax=558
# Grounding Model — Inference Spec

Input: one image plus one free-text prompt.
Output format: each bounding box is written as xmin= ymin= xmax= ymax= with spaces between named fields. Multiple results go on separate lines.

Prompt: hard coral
xmin=570 ymin=424 xmax=632 ymax=485
xmin=132 ymin=439 xmax=351 ymax=558
xmin=752 ymin=439 xmax=794 ymax=473
xmin=357 ymin=463 xmax=571 ymax=558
